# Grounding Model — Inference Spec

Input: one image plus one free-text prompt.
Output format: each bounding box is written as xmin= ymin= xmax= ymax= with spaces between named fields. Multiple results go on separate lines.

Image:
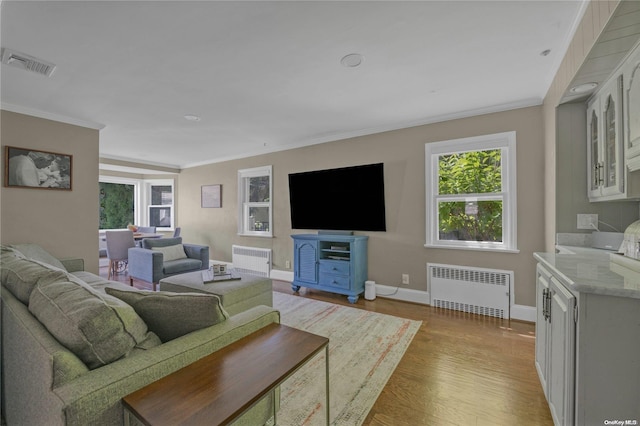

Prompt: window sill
xmin=424 ymin=244 xmax=520 ymax=254
xmin=238 ymin=233 xmax=273 ymax=238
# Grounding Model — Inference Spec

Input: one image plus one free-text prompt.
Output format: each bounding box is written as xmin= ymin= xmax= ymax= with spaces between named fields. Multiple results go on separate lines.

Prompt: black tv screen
xmin=288 ymin=163 xmax=386 ymax=232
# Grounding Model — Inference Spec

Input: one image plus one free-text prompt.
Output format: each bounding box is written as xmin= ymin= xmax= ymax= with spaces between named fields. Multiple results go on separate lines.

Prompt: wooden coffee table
xmin=122 ymin=323 xmax=330 ymax=425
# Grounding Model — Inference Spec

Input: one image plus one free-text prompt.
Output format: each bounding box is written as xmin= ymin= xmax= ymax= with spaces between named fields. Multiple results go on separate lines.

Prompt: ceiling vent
xmin=1 ymin=48 xmax=56 ymax=77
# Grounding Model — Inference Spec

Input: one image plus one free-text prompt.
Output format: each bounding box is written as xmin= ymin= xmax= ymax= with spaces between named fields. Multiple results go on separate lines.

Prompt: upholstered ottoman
xmin=158 ymin=270 xmax=273 ymax=316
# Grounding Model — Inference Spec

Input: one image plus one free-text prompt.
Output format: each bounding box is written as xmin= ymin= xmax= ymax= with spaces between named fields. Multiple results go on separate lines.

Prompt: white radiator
xmin=428 ymin=263 xmax=511 ymax=319
xmin=231 ymin=245 xmax=271 ymax=277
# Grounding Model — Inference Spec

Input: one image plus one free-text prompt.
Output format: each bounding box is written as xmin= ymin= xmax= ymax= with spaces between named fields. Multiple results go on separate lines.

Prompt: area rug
xmin=271 ymin=292 xmax=421 ymax=426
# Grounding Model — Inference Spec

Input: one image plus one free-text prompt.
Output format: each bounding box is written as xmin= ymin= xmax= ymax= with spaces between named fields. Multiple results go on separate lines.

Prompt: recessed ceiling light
xmin=183 ymin=114 xmax=201 ymax=122
xmin=341 ymin=53 xmax=364 ymax=68
xmin=569 ymin=82 xmax=598 ymax=94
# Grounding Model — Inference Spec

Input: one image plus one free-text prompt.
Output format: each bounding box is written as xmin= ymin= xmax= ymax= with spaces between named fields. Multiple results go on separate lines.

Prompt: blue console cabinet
xmin=291 ymin=234 xmax=368 ymax=303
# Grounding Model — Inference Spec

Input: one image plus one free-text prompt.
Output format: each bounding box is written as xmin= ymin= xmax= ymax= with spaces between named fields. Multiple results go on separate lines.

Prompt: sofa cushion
xmin=163 ymin=258 xmax=202 ymax=275
xmin=9 ymin=243 xmax=67 ymax=271
xmin=1 ymin=251 xmax=67 ymax=305
xmin=151 ymin=244 xmax=187 ymax=262
xmin=29 ymin=273 xmax=159 ymax=369
xmin=105 ymin=287 xmax=229 ymax=342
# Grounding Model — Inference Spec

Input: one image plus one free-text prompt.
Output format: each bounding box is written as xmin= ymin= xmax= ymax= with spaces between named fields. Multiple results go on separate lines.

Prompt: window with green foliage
xmin=99 ymin=177 xmax=175 ymax=231
xmin=425 ymin=132 xmax=517 ymax=252
xmin=99 ymin=182 xmax=134 ymax=229
xmin=238 ymin=165 xmax=272 ymax=237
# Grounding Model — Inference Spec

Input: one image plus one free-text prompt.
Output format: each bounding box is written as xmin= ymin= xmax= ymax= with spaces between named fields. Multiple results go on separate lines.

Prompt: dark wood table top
xmin=122 ymin=323 xmax=329 ymax=426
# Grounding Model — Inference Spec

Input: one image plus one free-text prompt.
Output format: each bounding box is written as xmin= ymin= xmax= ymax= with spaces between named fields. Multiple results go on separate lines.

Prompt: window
xmin=425 ymin=131 xmax=517 ymax=252
xmin=147 ymin=181 xmax=174 ymax=229
xmin=99 ymin=176 xmax=174 ymax=231
xmin=99 ymin=181 xmax=136 ymax=229
xmin=238 ymin=165 xmax=272 ymax=237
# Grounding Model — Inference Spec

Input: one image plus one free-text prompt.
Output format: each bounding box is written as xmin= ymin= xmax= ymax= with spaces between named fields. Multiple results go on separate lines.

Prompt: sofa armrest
xmin=60 ymin=258 xmax=85 ymax=272
xmin=54 ymin=306 xmax=280 ymax=425
xmin=183 ymin=244 xmax=209 ymax=270
xmin=128 ymin=247 xmax=164 ymax=283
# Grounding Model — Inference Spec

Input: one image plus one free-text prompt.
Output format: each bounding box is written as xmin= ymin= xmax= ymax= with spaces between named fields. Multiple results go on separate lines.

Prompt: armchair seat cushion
xmin=163 ymin=258 xmax=202 ymax=275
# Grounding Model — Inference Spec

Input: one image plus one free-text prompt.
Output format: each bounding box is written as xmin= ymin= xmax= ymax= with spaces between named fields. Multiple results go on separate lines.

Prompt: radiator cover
xmin=428 ymin=263 xmax=511 ymax=319
xmin=231 ymin=245 xmax=271 ymax=277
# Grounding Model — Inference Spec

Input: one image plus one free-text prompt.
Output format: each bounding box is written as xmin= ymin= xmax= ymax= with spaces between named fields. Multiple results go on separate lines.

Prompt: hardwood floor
xmin=103 ymin=266 xmax=553 ymax=426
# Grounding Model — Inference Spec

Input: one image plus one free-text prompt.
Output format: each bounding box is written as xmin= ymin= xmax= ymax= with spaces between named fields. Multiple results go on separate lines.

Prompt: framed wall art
xmin=4 ymin=146 xmax=72 ymax=190
xmin=201 ymin=184 xmax=222 ymax=208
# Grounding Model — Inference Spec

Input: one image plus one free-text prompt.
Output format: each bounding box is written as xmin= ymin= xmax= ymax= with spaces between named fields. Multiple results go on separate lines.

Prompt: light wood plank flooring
xmin=104 ymin=266 xmax=553 ymax=426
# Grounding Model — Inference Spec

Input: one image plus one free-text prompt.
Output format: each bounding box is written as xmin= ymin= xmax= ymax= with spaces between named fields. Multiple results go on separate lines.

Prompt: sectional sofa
xmin=0 ymin=244 xmax=280 ymax=425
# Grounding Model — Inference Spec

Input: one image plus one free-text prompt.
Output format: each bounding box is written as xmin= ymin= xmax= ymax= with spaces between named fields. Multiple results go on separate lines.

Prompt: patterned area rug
xmin=272 ymin=292 xmax=421 ymax=426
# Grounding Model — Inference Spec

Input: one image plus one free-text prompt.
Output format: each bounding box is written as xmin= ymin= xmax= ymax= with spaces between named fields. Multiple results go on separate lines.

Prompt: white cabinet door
xmin=623 ymin=42 xmax=640 ymax=165
xmin=599 ymin=75 xmax=625 ymax=198
xmin=587 ymin=97 xmax=602 ymax=199
xmin=547 ymin=276 xmax=576 ymax=426
xmin=534 ymin=264 xmax=551 ymax=399
xmin=588 ymin=75 xmax=625 ymax=201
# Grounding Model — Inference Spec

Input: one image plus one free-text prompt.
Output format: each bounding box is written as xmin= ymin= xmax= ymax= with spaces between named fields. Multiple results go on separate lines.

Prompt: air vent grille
xmin=1 ymin=48 xmax=56 ymax=77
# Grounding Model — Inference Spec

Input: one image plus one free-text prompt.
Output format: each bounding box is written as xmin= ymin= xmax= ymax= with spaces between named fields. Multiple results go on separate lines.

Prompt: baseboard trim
xmin=268 ymin=270 xmax=535 ymax=322
xmin=270 ymin=269 xmax=294 ymax=282
xmin=510 ymin=304 xmax=536 ymax=322
xmin=373 ymin=284 xmax=430 ymax=305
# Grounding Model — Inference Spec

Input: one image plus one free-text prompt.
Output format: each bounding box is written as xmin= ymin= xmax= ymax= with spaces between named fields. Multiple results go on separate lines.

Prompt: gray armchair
xmin=128 ymin=237 xmax=209 ymax=290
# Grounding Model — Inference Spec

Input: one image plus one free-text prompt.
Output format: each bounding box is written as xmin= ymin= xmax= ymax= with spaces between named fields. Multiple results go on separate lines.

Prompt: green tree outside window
xmin=438 ymin=149 xmax=503 ymax=242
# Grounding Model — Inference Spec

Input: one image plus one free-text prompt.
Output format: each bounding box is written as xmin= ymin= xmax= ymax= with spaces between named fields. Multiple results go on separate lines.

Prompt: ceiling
xmin=1 ymin=1 xmax=588 ymax=171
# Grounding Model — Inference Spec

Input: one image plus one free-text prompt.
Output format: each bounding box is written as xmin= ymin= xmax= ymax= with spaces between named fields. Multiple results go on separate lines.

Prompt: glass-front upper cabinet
xmin=624 ymin=41 xmax=640 ymax=167
xmin=587 ymin=97 xmax=601 ymax=198
xmin=587 ymin=75 xmax=624 ymax=201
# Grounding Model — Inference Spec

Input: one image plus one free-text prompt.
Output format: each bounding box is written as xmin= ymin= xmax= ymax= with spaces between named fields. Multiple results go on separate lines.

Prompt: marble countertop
xmin=534 ymin=246 xmax=640 ymax=299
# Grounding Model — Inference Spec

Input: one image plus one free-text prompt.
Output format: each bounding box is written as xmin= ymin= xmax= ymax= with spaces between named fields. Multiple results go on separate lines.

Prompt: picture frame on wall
xmin=201 ymin=184 xmax=222 ymax=208
xmin=4 ymin=146 xmax=72 ymax=190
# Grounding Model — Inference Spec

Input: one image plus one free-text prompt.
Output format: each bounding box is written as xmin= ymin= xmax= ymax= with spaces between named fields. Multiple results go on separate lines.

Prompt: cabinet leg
xmin=292 ymin=284 xmax=301 ymax=293
xmin=347 ymin=295 xmax=359 ymax=304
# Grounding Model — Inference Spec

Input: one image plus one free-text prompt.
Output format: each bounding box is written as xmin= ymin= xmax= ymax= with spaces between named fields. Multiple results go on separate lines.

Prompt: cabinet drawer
xmin=319 ymin=260 xmax=350 ymax=276
xmin=319 ymin=274 xmax=350 ymax=290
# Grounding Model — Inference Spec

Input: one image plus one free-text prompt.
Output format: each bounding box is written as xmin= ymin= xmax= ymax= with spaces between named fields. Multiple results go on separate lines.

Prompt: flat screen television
xmin=288 ymin=163 xmax=386 ymax=232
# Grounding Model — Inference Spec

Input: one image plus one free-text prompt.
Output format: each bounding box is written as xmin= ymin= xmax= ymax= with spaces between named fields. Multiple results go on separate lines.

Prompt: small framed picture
xmin=201 ymin=184 xmax=222 ymax=208
xmin=4 ymin=146 xmax=72 ymax=190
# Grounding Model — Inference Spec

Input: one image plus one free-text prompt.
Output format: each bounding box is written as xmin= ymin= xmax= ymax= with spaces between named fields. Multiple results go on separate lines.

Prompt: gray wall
xmin=178 ymin=105 xmax=545 ymax=307
xmin=1 ymin=110 xmax=101 ymax=273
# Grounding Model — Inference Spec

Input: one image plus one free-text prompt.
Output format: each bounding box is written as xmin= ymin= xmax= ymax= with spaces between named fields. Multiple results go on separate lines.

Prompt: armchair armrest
xmin=60 ymin=258 xmax=85 ymax=273
xmin=183 ymin=244 xmax=210 ymax=270
xmin=128 ymin=247 xmax=164 ymax=283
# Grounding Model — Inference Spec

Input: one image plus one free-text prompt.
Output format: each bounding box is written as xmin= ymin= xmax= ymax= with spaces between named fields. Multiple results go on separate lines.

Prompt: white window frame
xmin=98 ymin=176 xmax=175 ymax=231
xmin=237 ymin=165 xmax=273 ymax=237
xmin=144 ymin=179 xmax=175 ymax=231
xmin=425 ymin=131 xmax=518 ymax=253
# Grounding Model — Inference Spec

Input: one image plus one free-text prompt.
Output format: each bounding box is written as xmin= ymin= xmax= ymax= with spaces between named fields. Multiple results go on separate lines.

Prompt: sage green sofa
xmin=0 ymin=244 xmax=280 ymax=426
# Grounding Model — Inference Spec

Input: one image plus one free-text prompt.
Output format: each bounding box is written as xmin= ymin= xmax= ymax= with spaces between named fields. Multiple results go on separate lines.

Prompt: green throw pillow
xmin=1 ymin=253 xmax=68 ymax=304
xmin=29 ymin=273 xmax=158 ymax=369
xmin=105 ymin=287 xmax=229 ymax=342
xmin=151 ymin=244 xmax=187 ymax=262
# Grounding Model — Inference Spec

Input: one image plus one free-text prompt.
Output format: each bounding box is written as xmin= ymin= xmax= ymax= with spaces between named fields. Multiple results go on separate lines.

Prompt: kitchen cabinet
xmin=624 ymin=42 xmax=640 ymax=168
xmin=291 ymin=234 xmax=368 ymax=303
xmin=534 ymin=252 xmax=640 ymax=425
xmin=535 ymin=264 xmax=576 ymax=426
xmin=587 ymin=75 xmax=625 ymax=201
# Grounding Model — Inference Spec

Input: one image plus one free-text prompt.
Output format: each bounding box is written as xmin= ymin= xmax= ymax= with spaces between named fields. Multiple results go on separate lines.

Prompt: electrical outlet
xmin=577 ymin=213 xmax=598 ymax=230
xmin=285 ymin=260 xmax=291 ymax=269
xmin=402 ymin=274 xmax=410 ymax=285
